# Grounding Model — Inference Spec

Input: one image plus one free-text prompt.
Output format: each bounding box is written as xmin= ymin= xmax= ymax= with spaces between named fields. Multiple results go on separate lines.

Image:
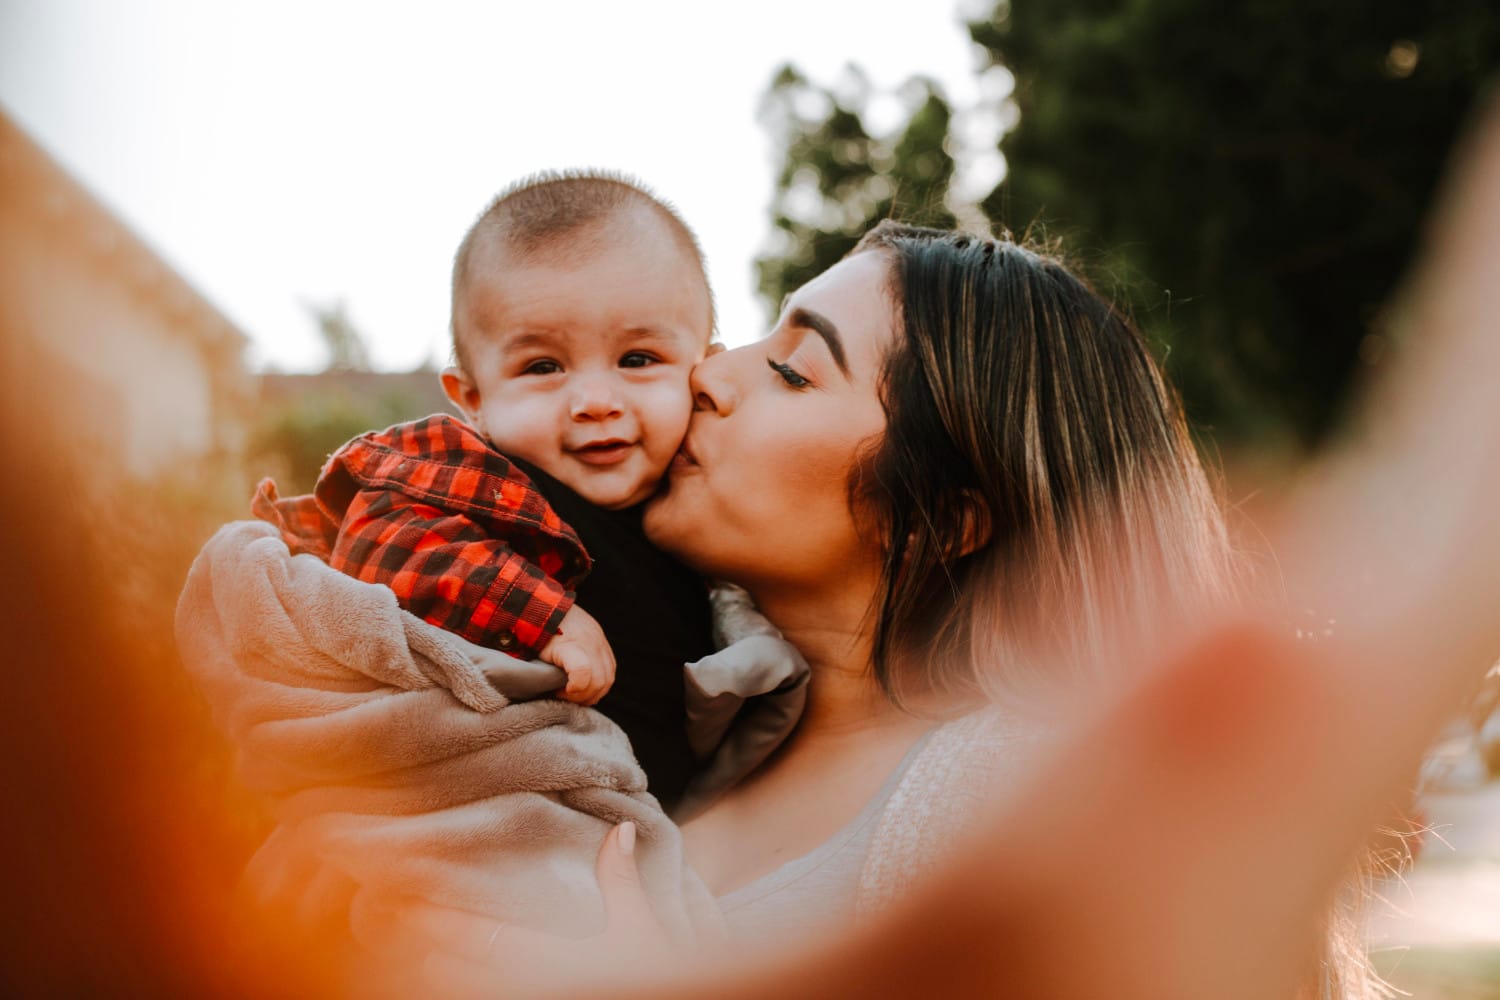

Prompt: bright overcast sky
xmin=0 ymin=0 xmax=1005 ymax=371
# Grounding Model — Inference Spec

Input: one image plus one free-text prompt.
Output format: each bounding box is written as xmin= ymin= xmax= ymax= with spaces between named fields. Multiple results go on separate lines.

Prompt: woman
xmin=644 ymin=220 xmax=1237 ymax=935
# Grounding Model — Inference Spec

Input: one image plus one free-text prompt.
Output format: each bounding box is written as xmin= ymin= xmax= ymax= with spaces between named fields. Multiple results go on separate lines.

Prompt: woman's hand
xmin=396 ymin=823 xmax=679 ymax=999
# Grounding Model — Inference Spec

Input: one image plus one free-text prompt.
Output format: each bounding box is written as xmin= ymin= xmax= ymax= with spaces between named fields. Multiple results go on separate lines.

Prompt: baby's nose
xmin=569 ymin=375 xmax=624 ymax=420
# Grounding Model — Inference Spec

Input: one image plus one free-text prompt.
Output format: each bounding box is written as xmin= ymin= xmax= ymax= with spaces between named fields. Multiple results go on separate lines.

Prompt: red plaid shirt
xmin=252 ymin=414 xmax=590 ymax=658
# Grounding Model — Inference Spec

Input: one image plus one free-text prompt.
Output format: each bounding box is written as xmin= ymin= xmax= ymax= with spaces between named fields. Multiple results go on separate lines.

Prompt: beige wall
xmin=0 ymin=111 xmax=250 ymax=482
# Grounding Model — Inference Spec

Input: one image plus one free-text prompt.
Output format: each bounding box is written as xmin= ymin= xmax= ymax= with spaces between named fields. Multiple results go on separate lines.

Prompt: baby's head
xmin=442 ymin=171 xmax=714 ymax=510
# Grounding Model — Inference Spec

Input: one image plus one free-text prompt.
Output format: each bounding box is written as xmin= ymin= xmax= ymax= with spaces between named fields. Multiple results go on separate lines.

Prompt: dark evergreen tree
xmin=970 ymin=1 xmax=1500 ymax=443
xmin=756 ymin=4 xmax=1499 ymax=445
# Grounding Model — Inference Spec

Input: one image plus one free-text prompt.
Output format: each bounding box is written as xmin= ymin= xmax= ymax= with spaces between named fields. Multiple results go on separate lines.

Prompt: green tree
xmin=755 ymin=64 xmax=959 ymax=320
xmin=969 ymin=0 xmax=1500 ymax=444
xmin=251 ymin=302 xmax=445 ymax=493
xmin=248 ymin=383 xmax=438 ymax=495
xmin=307 ymin=299 xmax=372 ymax=372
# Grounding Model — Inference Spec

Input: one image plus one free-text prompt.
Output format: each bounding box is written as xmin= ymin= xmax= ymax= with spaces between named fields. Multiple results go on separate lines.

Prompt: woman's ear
xmin=954 ymin=490 xmax=992 ymax=559
xmin=905 ymin=491 xmax=993 ymax=561
xmin=441 ymin=366 xmax=484 ymax=428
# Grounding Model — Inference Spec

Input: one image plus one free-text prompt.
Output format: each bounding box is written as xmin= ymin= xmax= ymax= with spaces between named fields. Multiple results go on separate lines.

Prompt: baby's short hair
xmin=450 ymin=170 xmax=712 ymax=370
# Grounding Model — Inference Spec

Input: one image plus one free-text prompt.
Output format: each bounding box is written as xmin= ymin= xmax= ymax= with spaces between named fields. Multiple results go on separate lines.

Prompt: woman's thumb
xmin=596 ymin=822 xmax=654 ymax=929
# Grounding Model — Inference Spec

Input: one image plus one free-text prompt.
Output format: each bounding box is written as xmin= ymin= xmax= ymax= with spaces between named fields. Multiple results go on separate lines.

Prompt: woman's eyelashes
xmin=767 ymin=357 xmax=811 ymax=389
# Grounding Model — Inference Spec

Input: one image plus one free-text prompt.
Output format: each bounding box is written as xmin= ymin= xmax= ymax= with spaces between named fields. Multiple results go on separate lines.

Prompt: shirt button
xmin=496 ymin=633 xmax=515 ymax=649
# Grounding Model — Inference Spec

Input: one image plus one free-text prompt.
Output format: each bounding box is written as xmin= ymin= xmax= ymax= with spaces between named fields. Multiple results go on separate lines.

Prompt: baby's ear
xmin=440 ymin=366 xmax=483 ymax=423
xmin=706 ymin=341 xmax=727 ymax=358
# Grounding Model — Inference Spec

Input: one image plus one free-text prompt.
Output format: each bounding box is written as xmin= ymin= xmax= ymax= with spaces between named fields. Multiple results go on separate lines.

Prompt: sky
xmin=0 ymin=0 xmax=1008 ymax=371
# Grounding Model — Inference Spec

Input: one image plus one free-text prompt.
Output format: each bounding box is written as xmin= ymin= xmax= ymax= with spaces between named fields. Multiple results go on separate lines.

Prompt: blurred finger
xmin=398 ymin=900 xmax=505 ymax=962
xmin=423 ymin=951 xmax=506 ymax=1000
xmin=348 ymin=895 xmax=429 ymax=961
xmin=405 ymin=902 xmax=581 ymax=972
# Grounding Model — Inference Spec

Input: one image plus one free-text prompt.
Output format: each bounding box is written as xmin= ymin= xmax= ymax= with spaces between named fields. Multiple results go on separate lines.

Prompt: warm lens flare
xmin=5 ymin=83 xmax=1500 ymax=1000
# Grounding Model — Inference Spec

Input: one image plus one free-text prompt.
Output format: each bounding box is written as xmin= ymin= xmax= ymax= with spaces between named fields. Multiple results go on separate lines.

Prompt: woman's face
xmin=643 ymin=250 xmax=896 ymax=594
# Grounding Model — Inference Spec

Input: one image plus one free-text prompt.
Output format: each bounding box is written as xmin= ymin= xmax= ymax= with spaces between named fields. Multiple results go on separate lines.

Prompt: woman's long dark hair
xmin=851 ymin=220 xmax=1391 ymax=999
xmin=851 ymin=221 xmax=1237 ymax=705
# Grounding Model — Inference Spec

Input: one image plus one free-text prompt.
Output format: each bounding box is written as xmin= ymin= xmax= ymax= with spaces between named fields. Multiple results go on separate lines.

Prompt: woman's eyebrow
xmin=788 ymin=307 xmax=849 ymax=376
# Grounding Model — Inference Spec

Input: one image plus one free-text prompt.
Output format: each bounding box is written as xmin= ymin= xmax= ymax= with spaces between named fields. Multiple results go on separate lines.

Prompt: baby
xmin=253 ymin=172 xmax=720 ymax=811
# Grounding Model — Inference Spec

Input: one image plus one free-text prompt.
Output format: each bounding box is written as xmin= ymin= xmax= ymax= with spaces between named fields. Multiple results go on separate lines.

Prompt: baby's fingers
xmin=565 ymin=667 xmax=609 ymax=706
xmin=552 ymin=648 xmax=606 ymax=705
xmin=582 ymin=648 xmax=618 ymax=704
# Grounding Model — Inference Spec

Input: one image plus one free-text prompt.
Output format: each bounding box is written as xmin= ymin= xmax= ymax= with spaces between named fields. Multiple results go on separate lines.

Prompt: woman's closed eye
xmin=767 ymin=357 xmax=811 ymax=389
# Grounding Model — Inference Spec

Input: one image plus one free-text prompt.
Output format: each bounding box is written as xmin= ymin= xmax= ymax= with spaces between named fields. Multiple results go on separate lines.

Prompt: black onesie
xmin=510 ymin=457 xmax=713 ymax=814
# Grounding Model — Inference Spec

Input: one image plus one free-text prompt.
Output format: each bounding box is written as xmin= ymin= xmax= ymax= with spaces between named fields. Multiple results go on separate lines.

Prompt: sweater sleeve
xmin=328 ymin=485 xmax=574 ymax=659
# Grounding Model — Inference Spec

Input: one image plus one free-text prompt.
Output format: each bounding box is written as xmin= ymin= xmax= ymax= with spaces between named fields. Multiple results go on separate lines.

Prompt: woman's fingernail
xmin=618 ymin=821 xmax=636 ymax=856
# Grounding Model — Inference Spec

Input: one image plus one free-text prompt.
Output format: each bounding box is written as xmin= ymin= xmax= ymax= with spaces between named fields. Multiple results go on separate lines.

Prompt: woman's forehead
xmin=784 ymin=252 xmax=897 ymax=372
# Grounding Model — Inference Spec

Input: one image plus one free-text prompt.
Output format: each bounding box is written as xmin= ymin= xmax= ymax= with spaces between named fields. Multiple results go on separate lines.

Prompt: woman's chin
xmin=641 ymin=479 xmax=690 ymax=548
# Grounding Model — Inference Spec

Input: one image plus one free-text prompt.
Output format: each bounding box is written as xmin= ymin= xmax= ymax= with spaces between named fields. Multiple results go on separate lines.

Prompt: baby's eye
xmin=522 ymin=359 xmax=562 ymax=376
xmin=619 ymin=351 xmax=660 ymax=369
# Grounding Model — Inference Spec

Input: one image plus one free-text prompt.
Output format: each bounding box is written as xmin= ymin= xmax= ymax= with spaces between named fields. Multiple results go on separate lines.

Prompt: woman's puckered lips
xmin=671 ymin=438 xmax=700 ymax=470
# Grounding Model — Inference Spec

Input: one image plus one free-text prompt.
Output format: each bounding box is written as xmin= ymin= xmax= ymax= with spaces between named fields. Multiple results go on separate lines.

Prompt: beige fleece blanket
xmin=174 ymin=520 xmax=723 ymax=946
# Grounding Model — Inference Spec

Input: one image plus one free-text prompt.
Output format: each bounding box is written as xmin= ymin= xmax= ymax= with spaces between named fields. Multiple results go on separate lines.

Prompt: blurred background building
xmin=0 ymin=109 xmax=251 ymax=485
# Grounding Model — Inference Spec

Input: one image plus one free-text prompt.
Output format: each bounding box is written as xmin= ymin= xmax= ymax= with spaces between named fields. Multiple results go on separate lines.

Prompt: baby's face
xmin=445 ymin=226 xmax=712 ymax=510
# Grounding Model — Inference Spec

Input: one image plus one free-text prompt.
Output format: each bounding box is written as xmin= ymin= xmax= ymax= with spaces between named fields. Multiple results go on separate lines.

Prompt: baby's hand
xmin=539 ymin=604 xmax=616 ymax=706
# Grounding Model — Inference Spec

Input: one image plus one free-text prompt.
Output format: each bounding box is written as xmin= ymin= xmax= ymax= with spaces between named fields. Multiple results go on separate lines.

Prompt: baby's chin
xmin=564 ymin=469 xmax=666 ymax=511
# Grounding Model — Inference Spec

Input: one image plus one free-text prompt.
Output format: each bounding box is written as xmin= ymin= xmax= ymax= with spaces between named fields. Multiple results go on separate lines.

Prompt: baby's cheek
xmin=479 ymin=396 xmax=557 ymax=462
xmin=638 ymin=377 xmax=695 ymax=449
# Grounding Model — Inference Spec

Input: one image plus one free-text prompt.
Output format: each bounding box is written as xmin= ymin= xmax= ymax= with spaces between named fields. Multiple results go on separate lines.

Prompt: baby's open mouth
xmin=571 ymin=439 xmax=635 ymax=466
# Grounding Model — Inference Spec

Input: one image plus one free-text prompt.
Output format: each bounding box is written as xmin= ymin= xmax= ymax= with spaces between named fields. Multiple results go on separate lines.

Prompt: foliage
xmin=971 ymin=0 xmax=1500 ymax=444
xmin=756 ymin=3 xmax=1500 ymax=447
xmin=251 ymin=301 xmax=449 ymax=494
xmin=755 ymin=64 xmax=958 ymax=321
xmin=247 ymin=382 xmax=439 ymax=495
xmin=307 ymin=298 xmax=372 ymax=372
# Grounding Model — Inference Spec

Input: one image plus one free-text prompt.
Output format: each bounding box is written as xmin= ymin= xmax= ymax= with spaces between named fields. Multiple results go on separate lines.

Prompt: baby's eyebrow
xmin=788 ymin=307 xmax=849 ymax=377
xmin=618 ymin=325 xmax=677 ymax=342
xmin=496 ymin=330 xmax=562 ymax=353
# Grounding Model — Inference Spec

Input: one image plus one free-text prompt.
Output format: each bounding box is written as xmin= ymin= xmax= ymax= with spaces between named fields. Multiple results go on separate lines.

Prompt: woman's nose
xmin=569 ymin=374 xmax=624 ymax=421
xmin=689 ymin=345 xmax=740 ymax=417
